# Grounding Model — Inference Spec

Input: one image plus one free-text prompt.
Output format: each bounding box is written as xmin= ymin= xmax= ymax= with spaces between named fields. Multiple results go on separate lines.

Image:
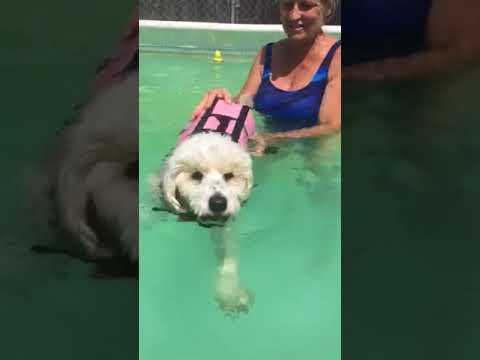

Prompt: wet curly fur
xmin=29 ymin=70 xmax=139 ymax=270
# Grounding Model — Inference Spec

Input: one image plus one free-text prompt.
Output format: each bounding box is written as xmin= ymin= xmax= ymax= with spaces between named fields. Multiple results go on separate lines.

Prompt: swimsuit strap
xmin=318 ymin=40 xmax=341 ymax=69
xmin=263 ymin=41 xmax=340 ymax=81
xmin=312 ymin=40 xmax=341 ymax=82
xmin=321 ymin=40 xmax=341 ymax=66
xmin=262 ymin=43 xmax=274 ymax=80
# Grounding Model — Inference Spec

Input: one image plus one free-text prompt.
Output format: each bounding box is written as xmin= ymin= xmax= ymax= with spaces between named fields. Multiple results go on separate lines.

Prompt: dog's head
xmin=162 ymin=132 xmax=253 ymax=226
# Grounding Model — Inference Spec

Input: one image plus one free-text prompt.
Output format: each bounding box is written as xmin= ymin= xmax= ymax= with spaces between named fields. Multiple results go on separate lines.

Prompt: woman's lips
xmin=289 ymin=23 xmax=305 ymax=33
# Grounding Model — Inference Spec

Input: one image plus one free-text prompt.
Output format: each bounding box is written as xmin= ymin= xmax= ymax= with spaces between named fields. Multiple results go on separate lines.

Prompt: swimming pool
xmin=139 ymin=33 xmax=341 ymax=359
xmin=342 ymin=66 xmax=480 ymax=358
xmin=140 ymin=20 xmax=341 ymax=55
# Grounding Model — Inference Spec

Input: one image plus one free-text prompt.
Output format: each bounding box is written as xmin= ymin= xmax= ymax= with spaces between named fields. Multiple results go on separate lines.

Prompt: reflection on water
xmin=343 ymin=65 xmax=480 ymax=358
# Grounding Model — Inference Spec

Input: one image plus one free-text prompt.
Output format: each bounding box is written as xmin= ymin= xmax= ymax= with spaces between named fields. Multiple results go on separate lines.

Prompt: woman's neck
xmin=285 ymin=32 xmax=325 ymax=61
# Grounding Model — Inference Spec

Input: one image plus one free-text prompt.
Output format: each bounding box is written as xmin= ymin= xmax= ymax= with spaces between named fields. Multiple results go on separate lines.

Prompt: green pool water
xmin=342 ymin=67 xmax=480 ymax=359
xmin=140 ymin=52 xmax=341 ymax=359
xmin=2 ymin=3 xmax=137 ymax=359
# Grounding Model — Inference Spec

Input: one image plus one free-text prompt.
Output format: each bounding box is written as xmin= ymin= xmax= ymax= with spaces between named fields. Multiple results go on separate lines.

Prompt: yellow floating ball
xmin=213 ymin=50 xmax=224 ymax=63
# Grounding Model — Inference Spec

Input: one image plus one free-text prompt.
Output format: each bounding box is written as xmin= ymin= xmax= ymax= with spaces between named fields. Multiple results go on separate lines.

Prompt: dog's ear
xmin=148 ymin=172 xmax=184 ymax=213
xmin=162 ymin=169 xmax=186 ymax=213
xmin=238 ymin=172 xmax=253 ymax=202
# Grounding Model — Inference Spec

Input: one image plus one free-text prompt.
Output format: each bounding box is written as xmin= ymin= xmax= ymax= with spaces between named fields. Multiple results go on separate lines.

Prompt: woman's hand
xmin=249 ymin=134 xmax=275 ymax=156
xmin=343 ymin=63 xmax=382 ymax=81
xmin=191 ymin=88 xmax=233 ymax=120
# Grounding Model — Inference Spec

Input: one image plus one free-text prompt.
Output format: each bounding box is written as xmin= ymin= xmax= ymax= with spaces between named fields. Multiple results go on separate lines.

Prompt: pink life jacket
xmin=178 ymin=98 xmax=256 ymax=149
xmin=94 ymin=9 xmax=138 ymax=92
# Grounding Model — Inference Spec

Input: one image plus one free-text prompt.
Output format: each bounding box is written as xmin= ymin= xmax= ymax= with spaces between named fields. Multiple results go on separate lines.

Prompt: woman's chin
xmin=285 ymin=25 xmax=323 ymax=42
xmin=287 ymin=32 xmax=314 ymax=43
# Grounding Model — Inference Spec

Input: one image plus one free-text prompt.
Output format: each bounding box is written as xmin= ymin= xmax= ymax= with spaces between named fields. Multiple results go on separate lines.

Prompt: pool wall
xmin=140 ymin=20 xmax=341 ymax=55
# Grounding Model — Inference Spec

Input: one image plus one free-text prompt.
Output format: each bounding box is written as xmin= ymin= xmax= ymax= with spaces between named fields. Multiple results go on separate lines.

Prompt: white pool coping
xmin=140 ymin=20 xmax=340 ymax=37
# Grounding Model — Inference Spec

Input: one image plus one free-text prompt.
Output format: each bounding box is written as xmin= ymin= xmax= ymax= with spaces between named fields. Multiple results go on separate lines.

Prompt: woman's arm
xmin=233 ymin=48 xmax=264 ymax=103
xmin=343 ymin=46 xmax=480 ymax=81
xmin=317 ymin=45 xmax=341 ymax=132
xmin=343 ymin=0 xmax=480 ymax=81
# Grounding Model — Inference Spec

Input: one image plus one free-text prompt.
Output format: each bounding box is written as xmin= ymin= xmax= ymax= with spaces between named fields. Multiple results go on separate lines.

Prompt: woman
xmin=343 ymin=0 xmax=480 ymax=80
xmin=192 ymin=0 xmax=341 ymax=155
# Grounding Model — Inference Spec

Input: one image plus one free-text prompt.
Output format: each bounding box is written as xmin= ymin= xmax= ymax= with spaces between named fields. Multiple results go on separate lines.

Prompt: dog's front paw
xmin=65 ymin=217 xmax=115 ymax=261
xmin=214 ymin=259 xmax=254 ymax=316
xmin=126 ymin=240 xmax=138 ymax=263
xmin=118 ymin=227 xmax=139 ymax=263
xmin=215 ymin=281 xmax=254 ymax=316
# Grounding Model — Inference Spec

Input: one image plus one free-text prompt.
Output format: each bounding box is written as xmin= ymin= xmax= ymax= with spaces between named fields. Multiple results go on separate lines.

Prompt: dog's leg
xmin=215 ymin=256 xmax=252 ymax=314
xmin=211 ymin=225 xmax=253 ymax=316
xmin=56 ymin=157 xmax=115 ymax=260
xmin=88 ymin=162 xmax=139 ymax=262
xmin=56 ymin=177 xmax=105 ymax=259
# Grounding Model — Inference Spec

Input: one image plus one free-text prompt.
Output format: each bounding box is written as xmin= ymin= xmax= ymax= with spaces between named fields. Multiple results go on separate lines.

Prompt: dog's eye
xmin=191 ymin=171 xmax=203 ymax=181
xmin=223 ymin=172 xmax=234 ymax=181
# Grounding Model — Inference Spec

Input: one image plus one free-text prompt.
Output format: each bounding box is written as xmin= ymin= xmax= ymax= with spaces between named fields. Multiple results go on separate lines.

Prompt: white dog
xmin=30 ymin=69 xmax=139 ymax=266
xmin=151 ymin=98 xmax=256 ymax=314
xmin=160 ymin=132 xmax=253 ymax=224
xmin=27 ymin=18 xmax=139 ymax=276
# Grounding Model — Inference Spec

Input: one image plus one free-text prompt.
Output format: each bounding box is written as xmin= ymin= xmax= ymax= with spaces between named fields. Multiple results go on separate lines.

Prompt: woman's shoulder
xmin=274 ymin=38 xmax=288 ymax=46
xmin=264 ymin=38 xmax=291 ymax=53
xmin=323 ymin=35 xmax=341 ymax=48
xmin=317 ymin=35 xmax=341 ymax=61
xmin=254 ymin=40 xmax=281 ymax=64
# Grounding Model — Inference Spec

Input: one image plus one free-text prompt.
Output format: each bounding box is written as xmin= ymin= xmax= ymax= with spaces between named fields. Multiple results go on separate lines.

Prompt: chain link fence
xmin=140 ymin=0 xmax=340 ymax=25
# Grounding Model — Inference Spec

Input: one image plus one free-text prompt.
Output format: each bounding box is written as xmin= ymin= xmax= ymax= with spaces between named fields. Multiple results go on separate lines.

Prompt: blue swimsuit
xmin=253 ymin=41 xmax=341 ymax=132
xmin=342 ymin=0 xmax=432 ymax=66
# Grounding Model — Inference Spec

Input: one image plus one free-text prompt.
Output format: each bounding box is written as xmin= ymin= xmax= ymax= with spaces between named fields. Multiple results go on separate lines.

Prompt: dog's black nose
xmin=209 ymin=193 xmax=227 ymax=214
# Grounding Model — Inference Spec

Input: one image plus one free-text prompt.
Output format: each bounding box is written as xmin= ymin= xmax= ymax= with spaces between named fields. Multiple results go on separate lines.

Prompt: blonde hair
xmin=320 ymin=0 xmax=338 ymax=22
xmin=279 ymin=0 xmax=338 ymax=23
